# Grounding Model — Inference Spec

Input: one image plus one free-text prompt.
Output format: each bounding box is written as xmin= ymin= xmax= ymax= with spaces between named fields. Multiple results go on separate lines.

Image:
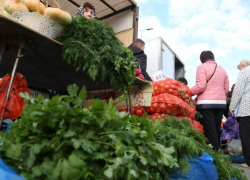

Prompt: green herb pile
xmin=0 ymin=85 xmax=247 ymax=180
xmin=57 ymin=17 xmax=136 ymax=92
xmin=0 ymin=85 xmax=178 ymax=180
xmin=155 ymin=117 xmax=247 ymax=180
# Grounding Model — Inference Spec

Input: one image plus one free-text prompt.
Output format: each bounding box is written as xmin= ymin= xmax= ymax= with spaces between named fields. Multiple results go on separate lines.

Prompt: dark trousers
xmin=198 ymin=109 xmax=224 ymax=151
xmin=238 ymin=116 xmax=250 ymax=166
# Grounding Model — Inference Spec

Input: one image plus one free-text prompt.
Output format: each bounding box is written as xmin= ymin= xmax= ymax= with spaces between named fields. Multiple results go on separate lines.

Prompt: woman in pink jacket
xmin=191 ymin=51 xmax=229 ymax=150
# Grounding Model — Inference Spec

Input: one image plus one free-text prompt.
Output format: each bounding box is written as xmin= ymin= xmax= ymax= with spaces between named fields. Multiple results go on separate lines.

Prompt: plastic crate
xmin=230 ymin=155 xmax=246 ymax=163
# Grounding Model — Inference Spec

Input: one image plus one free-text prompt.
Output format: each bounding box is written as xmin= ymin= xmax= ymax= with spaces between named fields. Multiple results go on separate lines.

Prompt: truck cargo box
xmin=144 ymin=37 xmax=185 ymax=80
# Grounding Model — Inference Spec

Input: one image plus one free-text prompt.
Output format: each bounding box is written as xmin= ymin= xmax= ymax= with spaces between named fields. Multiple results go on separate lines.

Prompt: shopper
xmin=129 ymin=39 xmax=152 ymax=81
xmin=231 ymin=84 xmax=235 ymax=93
xmin=229 ymin=60 xmax=250 ymax=168
xmin=178 ymin=77 xmax=188 ymax=85
xmin=191 ymin=51 xmax=229 ymax=151
xmin=237 ymin=60 xmax=250 ymax=70
xmin=223 ymin=91 xmax=232 ymax=119
xmin=75 ymin=2 xmax=96 ymax=19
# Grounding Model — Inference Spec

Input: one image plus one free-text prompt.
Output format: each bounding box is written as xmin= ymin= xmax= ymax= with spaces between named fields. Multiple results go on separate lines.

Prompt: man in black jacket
xmin=129 ymin=39 xmax=152 ymax=81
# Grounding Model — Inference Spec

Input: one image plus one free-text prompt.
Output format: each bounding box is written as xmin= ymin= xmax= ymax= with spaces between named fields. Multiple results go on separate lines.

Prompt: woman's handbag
xmin=234 ymin=81 xmax=250 ymax=116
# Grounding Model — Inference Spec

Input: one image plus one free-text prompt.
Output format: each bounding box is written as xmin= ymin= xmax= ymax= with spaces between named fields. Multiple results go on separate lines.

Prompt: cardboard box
xmin=30 ymin=89 xmax=50 ymax=99
xmin=83 ymin=83 xmax=153 ymax=109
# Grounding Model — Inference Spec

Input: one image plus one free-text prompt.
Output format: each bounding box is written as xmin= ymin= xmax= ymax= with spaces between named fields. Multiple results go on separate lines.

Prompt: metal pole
xmin=0 ymin=40 xmax=25 ymax=127
xmin=126 ymin=98 xmax=129 ymax=113
xmin=128 ymin=89 xmax=132 ymax=115
xmin=0 ymin=41 xmax=6 ymax=65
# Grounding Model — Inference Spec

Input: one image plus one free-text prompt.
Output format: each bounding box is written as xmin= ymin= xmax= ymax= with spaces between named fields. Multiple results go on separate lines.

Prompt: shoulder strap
xmin=207 ymin=64 xmax=217 ymax=83
xmin=243 ymin=81 xmax=250 ymax=93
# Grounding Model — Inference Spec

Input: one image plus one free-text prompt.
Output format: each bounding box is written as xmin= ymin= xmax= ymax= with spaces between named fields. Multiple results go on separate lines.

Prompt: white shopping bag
xmin=152 ymin=70 xmax=168 ymax=81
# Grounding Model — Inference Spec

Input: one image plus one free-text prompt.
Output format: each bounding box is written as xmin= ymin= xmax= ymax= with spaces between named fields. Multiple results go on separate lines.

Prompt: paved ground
xmin=232 ymin=163 xmax=250 ymax=179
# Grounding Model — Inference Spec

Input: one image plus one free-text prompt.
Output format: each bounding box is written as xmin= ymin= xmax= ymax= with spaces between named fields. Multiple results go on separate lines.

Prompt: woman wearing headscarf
xmin=75 ymin=2 xmax=96 ymax=19
xmin=191 ymin=51 xmax=229 ymax=151
xmin=229 ymin=60 xmax=250 ymax=168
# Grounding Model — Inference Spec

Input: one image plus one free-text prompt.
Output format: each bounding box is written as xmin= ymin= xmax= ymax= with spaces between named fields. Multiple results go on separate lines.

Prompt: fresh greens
xmin=0 ymin=85 xmax=178 ymax=180
xmin=0 ymin=85 xmax=246 ymax=180
xmin=155 ymin=117 xmax=247 ymax=180
xmin=57 ymin=17 xmax=137 ymax=92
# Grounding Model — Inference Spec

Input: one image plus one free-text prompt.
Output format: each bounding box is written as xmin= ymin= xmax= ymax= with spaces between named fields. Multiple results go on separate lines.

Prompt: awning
xmin=47 ymin=0 xmax=137 ymax=20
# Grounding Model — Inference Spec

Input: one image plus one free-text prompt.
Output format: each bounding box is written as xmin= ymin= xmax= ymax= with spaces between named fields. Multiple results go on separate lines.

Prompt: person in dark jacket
xmin=223 ymin=91 xmax=232 ymax=119
xmin=129 ymin=39 xmax=152 ymax=81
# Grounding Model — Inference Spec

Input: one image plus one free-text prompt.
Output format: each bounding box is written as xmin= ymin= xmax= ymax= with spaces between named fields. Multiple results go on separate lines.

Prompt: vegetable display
xmin=0 ymin=85 xmax=178 ymax=180
xmin=0 ymin=0 xmax=5 ymax=14
xmin=3 ymin=0 xmax=29 ymax=14
xmin=118 ymin=106 xmax=145 ymax=116
xmin=135 ymin=69 xmax=145 ymax=80
xmin=152 ymin=78 xmax=192 ymax=105
xmin=0 ymin=85 xmax=247 ymax=180
xmin=155 ymin=117 xmax=247 ymax=180
xmin=20 ymin=0 xmax=45 ymax=14
xmin=43 ymin=0 xmax=72 ymax=25
xmin=57 ymin=17 xmax=137 ymax=92
xmin=144 ymin=93 xmax=196 ymax=120
xmin=3 ymin=0 xmax=72 ymax=26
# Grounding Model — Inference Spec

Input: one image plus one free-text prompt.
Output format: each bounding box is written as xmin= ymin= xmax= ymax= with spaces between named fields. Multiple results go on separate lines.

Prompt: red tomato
xmin=159 ymin=103 xmax=167 ymax=112
xmin=159 ymin=82 xmax=165 ymax=88
xmin=152 ymin=103 xmax=159 ymax=109
xmin=135 ymin=69 xmax=141 ymax=76
xmin=159 ymin=97 xmax=164 ymax=102
xmin=153 ymin=96 xmax=159 ymax=102
xmin=160 ymin=89 xmax=165 ymax=94
xmin=164 ymin=85 xmax=170 ymax=91
xmin=171 ymin=85 xmax=178 ymax=90
xmin=138 ymin=74 xmax=145 ymax=80
xmin=169 ymin=89 xmax=174 ymax=94
xmin=188 ymin=89 xmax=192 ymax=95
xmin=154 ymin=87 xmax=158 ymax=92
xmin=166 ymin=109 xmax=172 ymax=114
xmin=181 ymin=87 xmax=188 ymax=92
xmin=184 ymin=94 xmax=189 ymax=99
xmin=150 ymin=106 xmax=155 ymax=112
xmin=172 ymin=80 xmax=180 ymax=86
xmin=152 ymin=115 xmax=157 ymax=120
xmin=136 ymin=109 xmax=144 ymax=116
xmin=155 ymin=90 xmax=160 ymax=95
xmin=156 ymin=114 xmax=161 ymax=118
xmin=145 ymin=106 xmax=151 ymax=112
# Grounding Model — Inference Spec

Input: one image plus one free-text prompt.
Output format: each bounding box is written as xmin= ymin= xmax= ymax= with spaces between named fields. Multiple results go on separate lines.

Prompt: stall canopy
xmin=47 ymin=0 xmax=137 ymax=20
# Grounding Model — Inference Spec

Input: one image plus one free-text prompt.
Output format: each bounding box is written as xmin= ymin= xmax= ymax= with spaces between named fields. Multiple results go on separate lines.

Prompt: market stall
xmin=0 ymin=14 xmax=151 ymax=126
xmin=0 ymin=0 xmax=248 ymax=179
xmin=0 ymin=16 xmax=146 ymax=91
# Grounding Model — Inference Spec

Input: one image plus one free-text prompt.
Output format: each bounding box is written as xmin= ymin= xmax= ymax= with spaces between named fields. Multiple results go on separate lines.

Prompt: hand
xmin=228 ymin=110 xmax=233 ymax=116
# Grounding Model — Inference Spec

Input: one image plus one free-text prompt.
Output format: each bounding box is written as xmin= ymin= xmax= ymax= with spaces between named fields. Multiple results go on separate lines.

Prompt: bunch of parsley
xmin=57 ymin=17 xmax=136 ymax=92
xmin=0 ymin=85 xmax=178 ymax=180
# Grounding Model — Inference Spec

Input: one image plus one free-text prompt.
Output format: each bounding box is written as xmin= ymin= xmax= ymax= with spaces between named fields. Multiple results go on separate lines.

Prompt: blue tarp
xmin=0 ymin=158 xmax=25 ymax=180
xmin=170 ymin=153 xmax=218 ymax=180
